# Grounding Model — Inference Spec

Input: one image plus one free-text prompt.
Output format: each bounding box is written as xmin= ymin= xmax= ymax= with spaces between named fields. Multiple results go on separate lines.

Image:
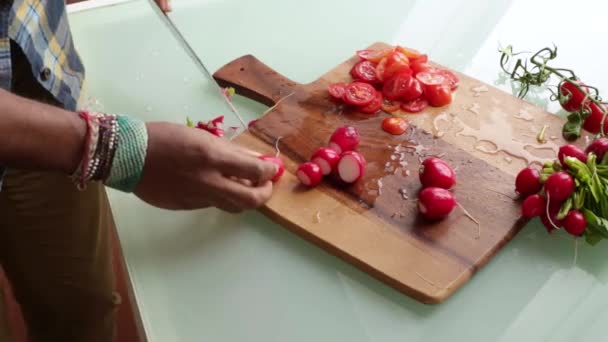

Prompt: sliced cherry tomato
xmin=328 ymin=82 xmax=346 ymax=100
xmin=378 ymin=51 xmax=410 ymax=81
xmin=402 ymin=77 xmax=423 ymax=101
xmin=382 ymin=117 xmax=409 ymax=135
xmin=359 ymin=91 xmax=383 ymax=114
xmin=436 ymin=69 xmax=459 ymax=90
xmin=425 ymin=84 xmax=452 ymax=107
xmin=382 ymin=72 xmax=411 ymax=101
xmin=382 ymin=99 xmax=401 ymax=113
xmin=356 ymin=48 xmax=394 ymax=63
xmin=350 ymin=61 xmax=380 ymax=84
xmin=410 ymin=61 xmax=433 ymax=75
xmin=396 ymin=46 xmax=428 ymax=63
xmin=416 ymin=71 xmax=448 ymax=86
xmin=401 ymin=97 xmax=428 ymax=113
xmin=583 ymin=103 xmax=608 ymax=134
xmin=343 ymin=82 xmax=376 ymax=106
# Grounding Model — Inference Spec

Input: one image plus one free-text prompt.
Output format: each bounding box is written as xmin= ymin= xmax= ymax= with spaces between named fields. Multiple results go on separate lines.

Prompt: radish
xmin=297 ymin=162 xmax=323 ymax=186
xmin=259 ymin=155 xmax=284 ymax=182
xmin=585 ymin=137 xmax=608 ymax=161
xmin=418 ymin=187 xmax=457 ymax=220
xmin=329 ymin=126 xmax=360 ymax=154
xmin=545 ymin=171 xmax=574 ymax=202
xmin=337 ymin=151 xmax=366 ymax=183
xmin=419 ymin=157 xmax=456 ymax=189
xmin=521 ymin=194 xmax=546 ymax=218
xmin=558 ymin=144 xmax=587 ymax=166
xmin=515 ymin=167 xmax=542 ymax=196
xmin=564 ymin=210 xmax=586 ymax=236
xmin=311 ymin=147 xmax=340 ymax=175
xmin=540 ymin=201 xmax=564 ymax=232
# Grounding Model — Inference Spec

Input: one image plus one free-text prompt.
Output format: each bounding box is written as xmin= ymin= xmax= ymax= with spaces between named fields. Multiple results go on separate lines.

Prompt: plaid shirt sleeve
xmin=0 ymin=0 xmax=85 ymax=190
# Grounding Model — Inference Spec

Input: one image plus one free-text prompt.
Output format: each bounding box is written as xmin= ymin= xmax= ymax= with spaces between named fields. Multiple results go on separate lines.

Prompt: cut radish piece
xmin=337 ymin=151 xmax=366 ymax=183
xmin=311 ymin=147 xmax=340 ymax=175
xmin=259 ymin=155 xmax=284 ymax=182
xmin=329 ymin=126 xmax=360 ymax=154
xmin=297 ymin=162 xmax=323 ymax=187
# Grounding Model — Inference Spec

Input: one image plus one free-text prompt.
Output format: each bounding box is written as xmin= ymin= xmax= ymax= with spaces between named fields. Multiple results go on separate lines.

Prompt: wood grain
xmin=213 ymin=42 xmax=589 ymax=304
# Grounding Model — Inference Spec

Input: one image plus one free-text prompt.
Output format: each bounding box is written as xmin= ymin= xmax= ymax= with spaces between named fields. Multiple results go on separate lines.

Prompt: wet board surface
xmin=213 ymin=42 xmax=589 ymax=304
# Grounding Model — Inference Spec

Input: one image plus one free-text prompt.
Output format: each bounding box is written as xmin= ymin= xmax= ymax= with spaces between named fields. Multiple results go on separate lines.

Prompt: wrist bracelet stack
xmin=71 ymin=111 xmax=148 ymax=193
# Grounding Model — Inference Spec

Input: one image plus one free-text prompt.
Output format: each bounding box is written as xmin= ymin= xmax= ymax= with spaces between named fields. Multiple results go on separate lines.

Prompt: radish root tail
xmin=457 ymin=202 xmax=481 ymax=239
xmin=275 ymin=136 xmax=283 ymax=157
xmin=573 ymin=237 xmax=579 ymax=268
xmin=545 ymin=193 xmax=561 ymax=231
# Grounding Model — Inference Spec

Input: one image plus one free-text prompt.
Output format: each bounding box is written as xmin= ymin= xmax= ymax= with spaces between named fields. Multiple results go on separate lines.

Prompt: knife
xmin=148 ymin=0 xmax=247 ymax=129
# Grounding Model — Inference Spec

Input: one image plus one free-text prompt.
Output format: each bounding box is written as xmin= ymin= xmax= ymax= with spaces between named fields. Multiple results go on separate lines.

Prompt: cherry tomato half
xmin=425 ymin=84 xmax=452 ymax=107
xmin=396 ymin=46 xmax=428 ymax=64
xmin=416 ymin=71 xmax=448 ymax=86
xmin=359 ymin=91 xmax=383 ymax=114
xmin=382 ymin=117 xmax=409 ymax=135
xmin=376 ymin=52 xmax=411 ymax=82
xmin=356 ymin=48 xmax=394 ymax=63
xmin=343 ymin=82 xmax=377 ymax=106
xmin=381 ymin=99 xmax=401 ymax=113
xmin=350 ymin=61 xmax=380 ymax=84
xmin=328 ymin=82 xmax=346 ymax=100
xmin=410 ymin=61 xmax=432 ymax=75
xmin=382 ymin=72 xmax=421 ymax=101
xmin=401 ymin=97 xmax=428 ymax=113
xmin=436 ymin=69 xmax=459 ymax=90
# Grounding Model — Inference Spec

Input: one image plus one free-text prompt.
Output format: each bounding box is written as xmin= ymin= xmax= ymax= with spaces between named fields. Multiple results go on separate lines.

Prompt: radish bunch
xmin=417 ymin=157 xmax=458 ymax=220
xmin=515 ymin=141 xmax=607 ymax=238
xmin=297 ymin=125 xmax=367 ymax=186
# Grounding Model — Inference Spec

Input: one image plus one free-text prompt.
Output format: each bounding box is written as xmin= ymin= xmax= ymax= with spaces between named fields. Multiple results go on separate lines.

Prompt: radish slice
xmin=311 ymin=147 xmax=340 ymax=175
xmin=337 ymin=151 xmax=366 ymax=183
xmin=259 ymin=155 xmax=284 ymax=182
xmin=297 ymin=162 xmax=323 ymax=186
xmin=329 ymin=126 xmax=360 ymax=154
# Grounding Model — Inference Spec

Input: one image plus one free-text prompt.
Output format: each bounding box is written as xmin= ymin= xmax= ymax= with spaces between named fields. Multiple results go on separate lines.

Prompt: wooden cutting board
xmin=213 ymin=42 xmax=588 ymax=304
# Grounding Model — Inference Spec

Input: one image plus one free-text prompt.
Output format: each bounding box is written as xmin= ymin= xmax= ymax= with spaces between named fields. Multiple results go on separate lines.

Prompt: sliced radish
xmin=259 ymin=155 xmax=284 ymax=182
xmin=418 ymin=187 xmax=456 ymax=220
xmin=337 ymin=151 xmax=366 ymax=183
xmin=297 ymin=162 xmax=323 ymax=186
xmin=329 ymin=126 xmax=360 ymax=154
xmin=311 ymin=147 xmax=340 ymax=175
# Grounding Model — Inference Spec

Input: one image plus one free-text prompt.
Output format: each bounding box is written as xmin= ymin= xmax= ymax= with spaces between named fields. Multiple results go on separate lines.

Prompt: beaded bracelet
xmin=72 ymin=111 xmax=148 ymax=193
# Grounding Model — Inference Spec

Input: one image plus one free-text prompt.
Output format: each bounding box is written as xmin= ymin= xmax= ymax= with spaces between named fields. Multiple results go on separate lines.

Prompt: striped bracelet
xmin=72 ymin=111 xmax=148 ymax=193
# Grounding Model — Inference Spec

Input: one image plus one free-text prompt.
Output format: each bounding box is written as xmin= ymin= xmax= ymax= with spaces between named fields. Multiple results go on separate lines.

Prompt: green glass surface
xmin=68 ymin=0 xmax=608 ymax=341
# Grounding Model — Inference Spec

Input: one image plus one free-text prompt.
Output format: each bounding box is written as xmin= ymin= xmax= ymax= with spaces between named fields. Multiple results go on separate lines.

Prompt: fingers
xmin=155 ymin=0 xmax=171 ymax=12
xmin=215 ymin=148 xmax=277 ymax=185
xmin=210 ymin=174 xmax=273 ymax=211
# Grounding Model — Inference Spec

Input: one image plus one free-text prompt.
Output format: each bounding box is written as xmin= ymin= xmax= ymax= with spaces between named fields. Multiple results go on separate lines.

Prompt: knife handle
xmin=213 ymin=55 xmax=299 ymax=107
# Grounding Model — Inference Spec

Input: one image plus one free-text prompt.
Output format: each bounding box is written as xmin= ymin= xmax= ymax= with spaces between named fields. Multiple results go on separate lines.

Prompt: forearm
xmin=0 ymin=88 xmax=85 ymax=174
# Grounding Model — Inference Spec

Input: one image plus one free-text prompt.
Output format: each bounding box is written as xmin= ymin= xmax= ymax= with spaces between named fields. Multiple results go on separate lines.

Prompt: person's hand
xmin=154 ymin=0 xmax=171 ymax=12
xmin=134 ymin=122 xmax=277 ymax=212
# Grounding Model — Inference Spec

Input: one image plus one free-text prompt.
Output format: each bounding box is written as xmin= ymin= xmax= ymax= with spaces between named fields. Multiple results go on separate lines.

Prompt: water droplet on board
xmin=471 ymin=84 xmax=489 ymax=97
xmin=513 ymin=109 xmax=534 ymax=122
xmin=467 ymin=103 xmax=480 ymax=115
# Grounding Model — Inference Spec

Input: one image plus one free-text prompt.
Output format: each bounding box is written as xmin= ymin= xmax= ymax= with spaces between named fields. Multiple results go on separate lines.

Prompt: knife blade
xmin=148 ymin=0 xmax=247 ymax=129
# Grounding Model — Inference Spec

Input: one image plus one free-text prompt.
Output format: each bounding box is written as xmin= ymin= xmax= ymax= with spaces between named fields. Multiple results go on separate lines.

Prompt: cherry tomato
xmin=376 ymin=51 xmax=410 ymax=81
xmin=357 ymin=48 xmax=394 ymax=63
xmin=328 ymin=82 xmax=346 ymax=100
xmin=437 ymin=69 xmax=459 ymax=90
xmin=343 ymin=82 xmax=376 ymax=106
xmin=401 ymin=97 xmax=428 ymax=113
xmin=396 ymin=46 xmax=428 ymax=63
xmin=359 ymin=91 xmax=383 ymax=114
xmin=381 ymin=99 xmax=401 ymax=113
xmin=583 ymin=103 xmax=608 ymax=134
xmin=410 ymin=61 xmax=432 ymax=75
xmin=559 ymin=79 xmax=590 ymax=112
xmin=425 ymin=84 xmax=452 ymax=107
xmin=382 ymin=117 xmax=409 ymax=135
xmin=350 ymin=61 xmax=380 ymax=84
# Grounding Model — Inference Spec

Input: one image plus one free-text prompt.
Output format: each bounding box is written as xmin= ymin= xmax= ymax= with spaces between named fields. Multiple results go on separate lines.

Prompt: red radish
xmin=564 ymin=210 xmax=587 ymax=236
xmin=585 ymin=137 xmax=608 ymax=161
xmin=196 ymin=115 xmax=225 ymax=137
xmin=248 ymin=119 xmax=258 ymax=128
xmin=419 ymin=157 xmax=456 ymax=189
xmin=337 ymin=151 xmax=366 ymax=183
xmin=541 ymin=201 xmax=564 ymax=232
xmin=259 ymin=155 xmax=284 ymax=182
xmin=311 ymin=147 xmax=340 ymax=176
xmin=545 ymin=171 xmax=575 ymax=202
xmin=558 ymin=144 xmax=587 ymax=166
xmin=515 ymin=167 xmax=542 ymax=196
xmin=521 ymin=194 xmax=546 ymax=218
xmin=297 ymin=162 xmax=323 ymax=187
xmin=418 ymin=187 xmax=457 ymax=220
xmin=329 ymin=126 xmax=360 ymax=154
